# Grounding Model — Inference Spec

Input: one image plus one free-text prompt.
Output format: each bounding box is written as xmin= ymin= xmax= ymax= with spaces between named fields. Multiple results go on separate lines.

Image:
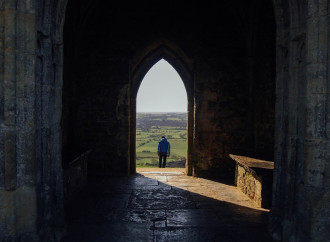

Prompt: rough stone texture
xmin=236 ymin=165 xmax=262 ymax=206
xmin=61 ymin=0 xmax=275 ymax=180
xmin=270 ymin=0 xmax=330 ymax=241
xmin=0 ymin=186 xmax=38 ymax=240
xmin=0 ymin=1 xmax=39 ymax=240
xmin=0 ymin=0 xmax=67 ymax=240
xmin=0 ymin=0 xmax=329 ymax=241
xmin=230 ymin=154 xmax=274 ymax=208
xmin=190 ymin=1 xmax=275 ymax=178
xmin=34 ymin=0 xmax=67 ymax=240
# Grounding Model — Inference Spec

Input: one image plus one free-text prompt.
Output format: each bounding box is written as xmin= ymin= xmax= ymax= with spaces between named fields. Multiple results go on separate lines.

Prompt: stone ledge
xmin=229 ymin=154 xmax=274 ymax=209
xmin=229 ymin=154 xmax=274 ymax=170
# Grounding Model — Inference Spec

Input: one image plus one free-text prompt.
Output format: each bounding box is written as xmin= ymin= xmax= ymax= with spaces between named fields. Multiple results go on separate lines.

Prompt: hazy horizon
xmin=137 ymin=59 xmax=188 ymax=112
xmin=137 ymin=111 xmax=187 ymax=113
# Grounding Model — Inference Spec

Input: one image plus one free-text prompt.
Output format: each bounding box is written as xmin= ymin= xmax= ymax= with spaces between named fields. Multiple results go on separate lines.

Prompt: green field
xmin=136 ymin=113 xmax=187 ymax=167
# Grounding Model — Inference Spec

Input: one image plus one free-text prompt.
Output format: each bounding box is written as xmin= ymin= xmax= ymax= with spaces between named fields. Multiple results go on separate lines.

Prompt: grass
xmin=136 ymin=113 xmax=187 ymax=167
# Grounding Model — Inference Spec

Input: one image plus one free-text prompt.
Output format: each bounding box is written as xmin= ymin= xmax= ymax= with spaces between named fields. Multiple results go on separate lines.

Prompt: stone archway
xmin=129 ymin=41 xmax=194 ymax=175
xmin=0 ymin=1 xmax=329 ymax=241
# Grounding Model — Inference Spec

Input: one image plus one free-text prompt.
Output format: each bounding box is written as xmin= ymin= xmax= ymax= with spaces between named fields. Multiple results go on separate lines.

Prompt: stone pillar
xmin=115 ymin=83 xmax=131 ymax=176
xmin=130 ymin=97 xmax=137 ymax=175
xmin=0 ymin=0 xmax=67 ymax=240
xmin=270 ymin=0 xmax=330 ymax=241
xmin=0 ymin=0 xmax=38 ymax=239
xmin=35 ymin=0 xmax=67 ymax=239
xmin=186 ymin=95 xmax=194 ymax=176
xmin=304 ymin=1 xmax=329 ymax=240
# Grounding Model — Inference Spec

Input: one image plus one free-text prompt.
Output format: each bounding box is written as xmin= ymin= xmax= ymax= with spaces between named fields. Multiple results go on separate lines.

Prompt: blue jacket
xmin=158 ymin=138 xmax=170 ymax=156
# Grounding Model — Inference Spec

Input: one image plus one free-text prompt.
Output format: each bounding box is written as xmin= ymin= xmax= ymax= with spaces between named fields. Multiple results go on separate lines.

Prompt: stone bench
xmin=63 ymin=150 xmax=92 ymax=204
xmin=229 ymin=154 xmax=274 ymax=209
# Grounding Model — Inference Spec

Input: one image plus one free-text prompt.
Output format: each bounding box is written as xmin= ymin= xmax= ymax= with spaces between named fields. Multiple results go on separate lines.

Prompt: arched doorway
xmin=135 ymin=59 xmax=188 ymax=169
xmin=129 ymin=43 xmax=194 ymax=175
xmin=16 ymin=0 xmax=325 ymax=241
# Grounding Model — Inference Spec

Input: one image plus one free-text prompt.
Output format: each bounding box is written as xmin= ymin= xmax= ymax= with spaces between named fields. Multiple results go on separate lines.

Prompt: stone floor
xmin=62 ymin=168 xmax=273 ymax=242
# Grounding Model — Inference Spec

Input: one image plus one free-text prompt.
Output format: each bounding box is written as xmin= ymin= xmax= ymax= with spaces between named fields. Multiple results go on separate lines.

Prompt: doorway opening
xmin=136 ymin=59 xmax=188 ymax=169
xmin=129 ymin=47 xmax=194 ymax=176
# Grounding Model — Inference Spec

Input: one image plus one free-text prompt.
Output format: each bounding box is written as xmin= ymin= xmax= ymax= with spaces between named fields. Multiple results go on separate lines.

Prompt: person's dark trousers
xmin=158 ymin=152 xmax=167 ymax=168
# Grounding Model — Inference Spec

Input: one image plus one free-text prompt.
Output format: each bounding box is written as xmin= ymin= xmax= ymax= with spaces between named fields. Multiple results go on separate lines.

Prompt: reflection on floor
xmin=62 ymin=168 xmax=272 ymax=242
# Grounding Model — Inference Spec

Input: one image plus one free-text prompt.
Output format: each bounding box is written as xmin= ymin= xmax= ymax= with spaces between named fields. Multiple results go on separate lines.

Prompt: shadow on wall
xmin=62 ymin=173 xmax=272 ymax=241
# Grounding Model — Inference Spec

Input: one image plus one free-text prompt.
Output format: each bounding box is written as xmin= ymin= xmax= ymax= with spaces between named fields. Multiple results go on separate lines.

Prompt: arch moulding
xmin=129 ymin=41 xmax=195 ymax=176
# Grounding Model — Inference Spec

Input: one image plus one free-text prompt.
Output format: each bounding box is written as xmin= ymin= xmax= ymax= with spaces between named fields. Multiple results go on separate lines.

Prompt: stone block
xmin=230 ymin=154 xmax=274 ymax=208
xmin=0 ymin=186 xmax=37 ymax=240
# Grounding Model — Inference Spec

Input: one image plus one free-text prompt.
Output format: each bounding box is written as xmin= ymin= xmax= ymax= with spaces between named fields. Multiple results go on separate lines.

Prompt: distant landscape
xmin=136 ymin=112 xmax=187 ymax=167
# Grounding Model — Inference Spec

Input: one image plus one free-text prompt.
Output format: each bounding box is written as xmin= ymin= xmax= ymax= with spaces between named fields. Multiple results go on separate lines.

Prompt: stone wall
xmin=192 ymin=1 xmax=275 ymax=178
xmin=236 ymin=164 xmax=262 ymax=206
xmin=270 ymin=0 xmax=330 ymax=241
xmin=62 ymin=0 xmax=131 ymax=176
xmin=0 ymin=1 xmax=39 ymax=240
xmin=231 ymin=154 xmax=274 ymax=208
xmin=62 ymin=0 xmax=275 ymax=179
xmin=0 ymin=0 xmax=67 ymax=240
xmin=0 ymin=0 xmax=328 ymax=241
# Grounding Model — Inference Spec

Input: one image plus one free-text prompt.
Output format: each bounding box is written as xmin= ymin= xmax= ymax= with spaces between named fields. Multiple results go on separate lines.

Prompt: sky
xmin=137 ymin=59 xmax=187 ymax=113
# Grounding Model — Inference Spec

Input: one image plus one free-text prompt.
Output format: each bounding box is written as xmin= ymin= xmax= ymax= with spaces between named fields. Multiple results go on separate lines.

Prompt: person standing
xmin=157 ymin=136 xmax=170 ymax=168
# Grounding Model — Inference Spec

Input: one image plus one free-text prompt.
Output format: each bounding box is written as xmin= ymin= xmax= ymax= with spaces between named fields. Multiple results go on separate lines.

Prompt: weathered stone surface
xmin=0 ymin=0 xmax=329 ymax=241
xmin=236 ymin=165 xmax=262 ymax=205
xmin=60 ymin=0 xmax=276 ymax=181
xmin=230 ymin=155 xmax=274 ymax=208
xmin=0 ymin=186 xmax=37 ymax=240
xmin=63 ymin=170 xmax=271 ymax=241
xmin=269 ymin=1 xmax=330 ymax=241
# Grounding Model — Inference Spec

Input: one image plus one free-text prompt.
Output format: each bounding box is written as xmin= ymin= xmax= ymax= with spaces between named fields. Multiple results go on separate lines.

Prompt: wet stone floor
xmin=62 ymin=169 xmax=273 ymax=242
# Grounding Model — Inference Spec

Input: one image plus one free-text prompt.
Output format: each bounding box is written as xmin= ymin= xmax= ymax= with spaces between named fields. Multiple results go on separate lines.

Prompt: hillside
xmin=136 ymin=112 xmax=187 ymax=167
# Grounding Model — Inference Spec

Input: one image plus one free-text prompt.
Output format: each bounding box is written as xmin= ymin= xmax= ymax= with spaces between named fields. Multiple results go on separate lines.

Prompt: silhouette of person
xmin=157 ymin=136 xmax=170 ymax=168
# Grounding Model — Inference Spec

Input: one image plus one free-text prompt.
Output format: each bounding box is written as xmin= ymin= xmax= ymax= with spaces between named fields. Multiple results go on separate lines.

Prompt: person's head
xmin=162 ymin=136 xmax=165 ymax=139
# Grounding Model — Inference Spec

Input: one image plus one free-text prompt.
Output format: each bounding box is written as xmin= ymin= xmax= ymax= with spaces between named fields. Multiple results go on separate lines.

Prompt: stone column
xmin=0 ymin=0 xmax=38 ymax=239
xmin=0 ymin=0 xmax=68 ymax=240
xmin=35 ymin=0 xmax=67 ymax=239
xmin=271 ymin=1 xmax=330 ymax=241
xmin=304 ymin=1 xmax=329 ymax=240
xmin=129 ymin=97 xmax=137 ymax=175
xmin=186 ymin=94 xmax=194 ymax=176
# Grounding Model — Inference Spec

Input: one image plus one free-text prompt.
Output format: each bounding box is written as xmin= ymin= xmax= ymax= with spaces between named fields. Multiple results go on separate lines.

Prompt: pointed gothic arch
xmin=129 ymin=42 xmax=194 ymax=175
xmin=1 ymin=1 xmax=328 ymax=240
